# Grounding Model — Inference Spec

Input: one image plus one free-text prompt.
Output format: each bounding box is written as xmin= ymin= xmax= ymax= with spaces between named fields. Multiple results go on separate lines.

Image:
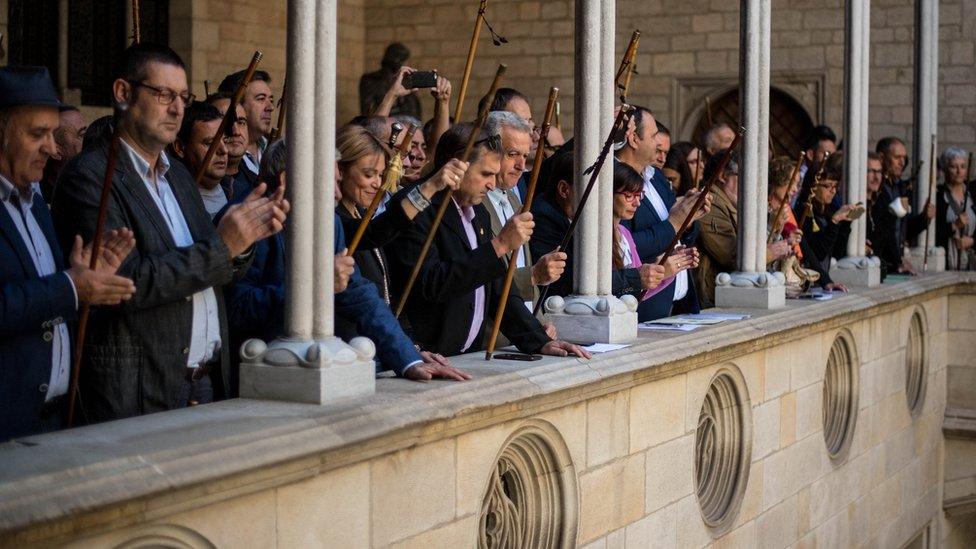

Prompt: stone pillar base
xmin=907 ymin=245 xmax=946 ymax=272
xmin=543 ymin=294 xmax=638 ymax=344
xmin=714 ymin=272 xmax=786 ymax=309
xmin=829 ymin=256 xmax=881 ymax=287
xmin=239 ymin=336 xmax=376 ymax=404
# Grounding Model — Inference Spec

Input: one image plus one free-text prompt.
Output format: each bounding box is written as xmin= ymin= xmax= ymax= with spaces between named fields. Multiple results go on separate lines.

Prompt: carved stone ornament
xmin=479 ymin=422 xmax=578 ymax=549
xmin=833 ymin=255 xmax=881 ymax=270
xmin=823 ymin=332 xmax=859 ymax=460
xmin=543 ymin=294 xmax=639 ymax=316
xmin=240 ymin=336 xmax=376 ymax=368
xmin=715 ymin=271 xmax=785 ymax=288
xmin=694 ymin=366 xmax=753 ymax=535
xmin=905 ymin=311 xmax=927 ymax=415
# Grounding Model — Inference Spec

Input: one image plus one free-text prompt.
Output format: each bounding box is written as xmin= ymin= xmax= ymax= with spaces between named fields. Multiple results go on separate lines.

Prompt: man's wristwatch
xmin=407 ymin=186 xmax=431 ymax=211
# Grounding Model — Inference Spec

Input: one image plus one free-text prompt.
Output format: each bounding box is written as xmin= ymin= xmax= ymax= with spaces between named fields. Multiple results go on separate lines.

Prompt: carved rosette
xmin=905 ymin=311 xmax=927 ymax=415
xmin=694 ymin=367 xmax=752 ymax=535
xmin=479 ymin=423 xmax=578 ymax=548
xmin=823 ymin=333 xmax=859 ymax=460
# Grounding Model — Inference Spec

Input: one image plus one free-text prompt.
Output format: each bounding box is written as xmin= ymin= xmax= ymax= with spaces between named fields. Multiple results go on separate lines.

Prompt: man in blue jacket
xmin=225 ymin=139 xmax=469 ymax=383
xmin=616 ymin=110 xmax=708 ymax=320
xmin=0 ymin=66 xmax=137 ymax=440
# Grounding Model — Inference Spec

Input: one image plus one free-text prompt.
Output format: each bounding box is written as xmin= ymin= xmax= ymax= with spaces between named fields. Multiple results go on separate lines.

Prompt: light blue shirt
xmin=120 ymin=139 xmax=221 ymax=367
xmin=0 ymin=176 xmax=75 ymax=400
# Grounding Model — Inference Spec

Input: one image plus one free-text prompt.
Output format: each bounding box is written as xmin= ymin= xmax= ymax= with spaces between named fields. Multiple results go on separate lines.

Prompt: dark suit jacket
xmin=621 ymin=168 xmax=700 ymax=320
xmin=0 ymin=194 xmax=77 ymax=440
xmin=386 ymin=189 xmax=551 ymax=356
xmin=530 ymin=194 xmax=573 ymax=298
xmin=51 ymin=145 xmax=238 ymax=423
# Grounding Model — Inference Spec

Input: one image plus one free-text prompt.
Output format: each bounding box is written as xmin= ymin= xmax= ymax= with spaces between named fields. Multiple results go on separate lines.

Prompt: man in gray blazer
xmin=483 ymin=111 xmax=566 ymax=309
xmin=51 ymin=43 xmax=289 ymax=423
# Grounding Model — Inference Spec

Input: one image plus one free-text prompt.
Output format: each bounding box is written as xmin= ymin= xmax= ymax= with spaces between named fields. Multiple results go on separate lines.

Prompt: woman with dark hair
xmin=665 ymin=141 xmax=704 ymax=196
xmin=798 ymin=152 xmax=858 ymax=291
xmin=612 ymin=162 xmax=698 ymax=306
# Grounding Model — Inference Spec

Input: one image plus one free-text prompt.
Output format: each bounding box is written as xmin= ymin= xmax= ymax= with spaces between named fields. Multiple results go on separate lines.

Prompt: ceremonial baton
xmin=453 ymin=0 xmax=489 ymax=121
xmin=486 ymin=87 xmax=558 ymax=360
xmin=614 ymin=30 xmax=641 ymax=104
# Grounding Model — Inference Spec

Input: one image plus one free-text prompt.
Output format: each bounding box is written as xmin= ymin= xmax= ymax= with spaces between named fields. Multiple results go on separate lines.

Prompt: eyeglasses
xmin=615 ymin=190 xmax=645 ymax=202
xmin=128 ymin=80 xmax=195 ymax=106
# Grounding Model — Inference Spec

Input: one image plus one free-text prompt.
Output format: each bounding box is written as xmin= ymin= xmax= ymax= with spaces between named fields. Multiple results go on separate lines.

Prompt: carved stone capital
xmin=715 ymin=271 xmax=785 ymax=289
xmin=543 ymin=294 xmax=638 ymax=344
xmin=714 ymin=271 xmax=786 ymax=309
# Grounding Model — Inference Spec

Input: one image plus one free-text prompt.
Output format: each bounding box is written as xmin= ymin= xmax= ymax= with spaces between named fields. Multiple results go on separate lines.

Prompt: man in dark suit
xmin=51 ymin=43 xmax=288 ymax=423
xmin=0 ymin=66 xmax=137 ymax=440
xmin=617 ymin=110 xmax=707 ymax=320
xmin=387 ymin=123 xmax=590 ymax=359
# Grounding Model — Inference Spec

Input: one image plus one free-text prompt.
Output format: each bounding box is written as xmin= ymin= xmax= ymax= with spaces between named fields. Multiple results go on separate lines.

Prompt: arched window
xmin=690 ymin=87 xmax=814 ymax=156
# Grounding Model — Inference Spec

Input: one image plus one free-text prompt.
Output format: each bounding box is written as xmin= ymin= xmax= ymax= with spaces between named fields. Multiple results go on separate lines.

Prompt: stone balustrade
xmin=1 ymin=272 xmax=973 ymax=547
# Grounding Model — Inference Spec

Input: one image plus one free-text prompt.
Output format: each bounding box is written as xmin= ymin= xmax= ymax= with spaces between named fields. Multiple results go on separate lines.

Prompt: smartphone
xmin=493 ymin=353 xmax=543 ymax=362
xmin=403 ymin=71 xmax=438 ymax=89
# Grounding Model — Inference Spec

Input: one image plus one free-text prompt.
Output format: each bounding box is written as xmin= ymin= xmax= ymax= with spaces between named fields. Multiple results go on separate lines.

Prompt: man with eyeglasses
xmin=386 ymin=123 xmax=589 ymax=359
xmin=207 ymin=92 xmax=256 ymax=195
xmin=52 ymin=43 xmax=289 ymax=423
xmin=617 ymin=108 xmax=708 ymax=320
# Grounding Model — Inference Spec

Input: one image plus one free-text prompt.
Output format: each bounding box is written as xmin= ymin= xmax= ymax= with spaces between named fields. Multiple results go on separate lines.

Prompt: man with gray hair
xmin=703 ymin=123 xmax=735 ymax=160
xmin=483 ymin=111 xmax=566 ymax=312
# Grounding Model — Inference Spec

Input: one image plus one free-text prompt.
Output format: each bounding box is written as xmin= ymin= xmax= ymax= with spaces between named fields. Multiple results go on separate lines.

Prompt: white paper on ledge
xmin=582 ymin=343 xmax=632 ymax=353
xmin=638 ymin=323 xmax=702 ymax=332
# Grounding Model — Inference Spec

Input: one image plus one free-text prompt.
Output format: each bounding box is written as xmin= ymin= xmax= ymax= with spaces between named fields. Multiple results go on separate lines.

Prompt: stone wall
xmin=355 ymin=0 xmax=976 ymax=154
xmin=2 ymin=277 xmax=969 ymax=548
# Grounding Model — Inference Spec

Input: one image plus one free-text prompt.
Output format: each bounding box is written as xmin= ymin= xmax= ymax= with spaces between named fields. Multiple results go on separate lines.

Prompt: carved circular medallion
xmin=479 ymin=422 xmax=578 ymax=548
xmin=905 ymin=311 xmax=927 ymax=415
xmin=822 ymin=333 xmax=859 ymax=460
xmin=694 ymin=367 xmax=752 ymax=534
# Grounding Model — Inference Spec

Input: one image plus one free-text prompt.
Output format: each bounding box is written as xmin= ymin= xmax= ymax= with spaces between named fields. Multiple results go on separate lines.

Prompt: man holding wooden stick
xmin=52 ymin=43 xmax=289 ymax=423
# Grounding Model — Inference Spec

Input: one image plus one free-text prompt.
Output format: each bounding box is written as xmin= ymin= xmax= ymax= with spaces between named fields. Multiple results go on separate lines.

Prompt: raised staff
xmin=533 ymin=105 xmax=636 ymax=316
xmin=768 ymin=152 xmax=805 ymax=243
xmin=345 ymin=123 xmax=414 ymax=254
xmin=194 ymin=51 xmax=263 ymax=184
xmin=796 ymin=151 xmax=829 ymax=232
xmin=657 ymin=129 xmax=744 ymax=266
xmin=453 ymin=0 xmax=490 ymax=121
xmin=269 ymin=76 xmax=287 ymax=142
xmin=395 ymin=63 xmax=507 ymax=318
xmin=486 ymin=87 xmax=559 ymax=360
xmin=614 ymin=30 xmax=641 ymax=103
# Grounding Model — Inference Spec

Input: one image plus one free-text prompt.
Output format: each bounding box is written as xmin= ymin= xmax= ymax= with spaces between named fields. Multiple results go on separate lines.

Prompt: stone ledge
xmin=943 ymin=407 xmax=976 ymax=440
xmin=0 ymin=272 xmax=972 ymax=543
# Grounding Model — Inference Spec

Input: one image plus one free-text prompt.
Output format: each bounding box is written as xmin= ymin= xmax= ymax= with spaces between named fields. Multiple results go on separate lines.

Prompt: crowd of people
xmin=2 ymin=40 xmax=972 ymax=441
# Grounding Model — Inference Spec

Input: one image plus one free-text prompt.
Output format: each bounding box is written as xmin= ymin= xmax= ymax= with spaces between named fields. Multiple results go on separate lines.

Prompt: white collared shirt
xmin=642 ymin=166 xmax=688 ymax=301
xmin=120 ymin=139 xmax=221 ymax=367
xmin=485 ymin=188 xmax=526 ymax=269
xmin=0 ymin=176 xmax=75 ymax=400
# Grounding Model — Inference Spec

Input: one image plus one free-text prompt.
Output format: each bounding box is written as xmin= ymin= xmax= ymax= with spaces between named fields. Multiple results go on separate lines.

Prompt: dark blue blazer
xmin=0 ymin=194 xmax=77 ymax=440
xmin=226 ymin=214 xmax=421 ymax=377
xmin=621 ymin=169 xmax=700 ymax=320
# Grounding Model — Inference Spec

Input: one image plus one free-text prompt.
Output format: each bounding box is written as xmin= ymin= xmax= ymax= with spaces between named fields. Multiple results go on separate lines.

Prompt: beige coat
xmin=695 ymin=186 xmax=738 ymax=308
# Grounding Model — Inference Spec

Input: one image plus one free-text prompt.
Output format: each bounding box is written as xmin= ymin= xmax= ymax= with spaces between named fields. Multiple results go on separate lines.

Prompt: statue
xmin=359 ymin=43 xmax=422 ymax=119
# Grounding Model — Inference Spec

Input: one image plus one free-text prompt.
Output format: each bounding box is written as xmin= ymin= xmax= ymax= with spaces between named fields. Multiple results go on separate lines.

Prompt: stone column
xmin=715 ymin=0 xmax=785 ymax=309
xmin=908 ymin=0 xmax=944 ymax=270
xmin=239 ymin=0 xmax=375 ymax=403
xmin=831 ymin=0 xmax=881 ymax=287
xmin=545 ymin=0 xmax=638 ymax=343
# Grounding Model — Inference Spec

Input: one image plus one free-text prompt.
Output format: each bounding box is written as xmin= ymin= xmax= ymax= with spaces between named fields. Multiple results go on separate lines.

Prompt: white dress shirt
xmin=485 ymin=188 xmax=526 ymax=269
xmin=643 ymin=166 xmax=688 ymax=301
xmin=0 ymin=176 xmax=75 ymax=400
xmin=121 ymin=140 xmax=221 ymax=368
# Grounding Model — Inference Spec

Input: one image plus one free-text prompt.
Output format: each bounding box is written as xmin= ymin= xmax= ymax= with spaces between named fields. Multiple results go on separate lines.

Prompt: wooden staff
xmin=204 ymin=80 xmax=211 ymax=97
xmin=453 ymin=0 xmax=489 ymax=121
xmin=923 ymin=135 xmax=937 ymax=272
xmin=269 ymin=77 xmax=287 ymax=142
xmin=657 ymin=130 xmax=744 ymax=266
xmin=67 ymin=124 xmax=123 ymax=427
xmin=486 ymin=87 xmax=558 ymax=360
xmin=195 ymin=51 xmax=263 ymax=184
xmin=395 ymin=64 xmax=506 ymax=318
xmin=767 ymin=152 xmax=804 ymax=243
xmin=131 ymin=0 xmax=141 ymax=44
xmin=796 ymin=151 xmax=829 ymax=231
xmin=615 ymin=30 xmax=641 ymax=103
xmin=555 ymin=101 xmax=561 ymax=131
xmin=346 ymin=123 xmax=414 ymax=254
xmin=705 ymin=96 xmax=714 ymax=127
xmin=533 ymin=105 xmax=636 ymax=316
xmin=693 ymin=149 xmax=702 ymax=189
